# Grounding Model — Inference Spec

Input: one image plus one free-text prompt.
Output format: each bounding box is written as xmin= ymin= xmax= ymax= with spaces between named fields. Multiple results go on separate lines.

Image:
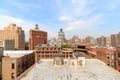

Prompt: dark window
xmin=118 ymin=61 xmax=120 ymax=66
xmin=106 ymin=54 xmax=110 ymax=59
xmin=12 ymin=63 xmax=15 ymax=69
xmin=18 ymin=62 xmax=20 ymax=68
xmin=118 ymin=53 xmax=120 ymax=58
xmin=107 ymin=61 xmax=110 ymax=66
xmin=11 ymin=73 xmax=14 ymax=79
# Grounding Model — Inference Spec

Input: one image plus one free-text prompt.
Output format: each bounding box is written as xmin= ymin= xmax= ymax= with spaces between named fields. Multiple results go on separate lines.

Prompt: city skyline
xmin=0 ymin=0 xmax=120 ymax=41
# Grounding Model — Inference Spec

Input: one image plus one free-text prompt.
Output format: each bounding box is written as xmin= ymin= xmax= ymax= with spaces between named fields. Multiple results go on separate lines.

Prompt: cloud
xmin=59 ymin=16 xmax=71 ymax=21
xmin=65 ymin=20 xmax=83 ymax=30
xmin=0 ymin=14 xmax=58 ymax=41
xmin=57 ymin=0 xmax=95 ymax=23
xmin=0 ymin=15 xmax=26 ymax=28
xmin=65 ymin=14 xmax=103 ymax=31
xmin=0 ymin=15 xmax=35 ymax=41
xmin=0 ymin=15 xmax=35 ymax=33
xmin=64 ymin=14 xmax=104 ymax=38
xmin=71 ymin=0 xmax=90 ymax=16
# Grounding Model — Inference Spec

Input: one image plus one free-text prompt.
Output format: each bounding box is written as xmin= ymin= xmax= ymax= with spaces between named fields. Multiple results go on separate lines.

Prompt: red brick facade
xmin=115 ymin=46 xmax=120 ymax=71
xmin=35 ymin=44 xmax=73 ymax=62
xmin=29 ymin=29 xmax=47 ymax=50
xmin=96 ymin=48 xmax=115 ymax=68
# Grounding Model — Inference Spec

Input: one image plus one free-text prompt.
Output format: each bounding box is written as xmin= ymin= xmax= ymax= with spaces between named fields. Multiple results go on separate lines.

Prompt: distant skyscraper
xmin=29 ymin=24 xmax=47 ymax=50
xmin=67 ymin=35 xmax=81 ymax=45
xmin=85 ymin=36 xmax=95 ymax=45
xmin=72 ymin=36 xmax=79 ymax=45
xmin=0 ymin=23 xmax=25 ymax=50
xmin=111 ymin=34 xmax=118 ymax=47
xmin=96 ymin=36 xmax=110 ymax=47
xmin=58 ymin=29 xmax=65 ymax=45
xmin=117 ymin=32 xmax=120 ymax=46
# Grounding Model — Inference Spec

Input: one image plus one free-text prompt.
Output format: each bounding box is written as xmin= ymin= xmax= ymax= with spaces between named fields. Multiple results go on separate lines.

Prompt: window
xmin=18 ymin=62 xmax=20 ymax=68
xmin=12 ymin=63 xmax=15 ymax=69
xmin=58 ymin=48 xmax=60 ymax=50
xmin=111 ymin=62 xmax=115 ymax=67
xmin=106 ymin=54 xmax=110 ymax=59
xmin=111 ymin=54 xmax=114 ymax=59
xmin=11 ymin=73 xmax=14 ymax=79
xmin=107 ymin=61 xmax=110 ymax=66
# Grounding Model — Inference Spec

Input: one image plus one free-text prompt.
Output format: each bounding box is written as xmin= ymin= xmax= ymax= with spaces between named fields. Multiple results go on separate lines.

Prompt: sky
xmin=0 ymin=0 xmax=120 ymax=41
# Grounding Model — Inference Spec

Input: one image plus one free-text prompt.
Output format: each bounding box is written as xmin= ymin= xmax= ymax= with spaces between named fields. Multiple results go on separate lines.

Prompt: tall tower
xmin=0 ymin=23 xmax=25 ymax=50
xmin=29 ymin=24 xmax=47 ymax=50
xmin=58 ymin=29 xmax=65 ymax=45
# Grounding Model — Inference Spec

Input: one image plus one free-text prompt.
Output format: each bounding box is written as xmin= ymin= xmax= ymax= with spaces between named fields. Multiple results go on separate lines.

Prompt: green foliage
xmin=61 ymin=45 xmax=72 ymax=49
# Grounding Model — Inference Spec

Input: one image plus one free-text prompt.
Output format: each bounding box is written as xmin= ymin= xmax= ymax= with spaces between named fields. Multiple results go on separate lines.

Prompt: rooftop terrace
xmin=20 ymin=59 xmax=120 ymax=80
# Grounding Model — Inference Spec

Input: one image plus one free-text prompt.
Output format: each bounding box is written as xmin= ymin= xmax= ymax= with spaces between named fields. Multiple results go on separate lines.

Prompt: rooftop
xmin=20 ymin=59 xmax=120 ymax=80
xmin=4 ymin=50 xmax=33 ymax=58
xmin=36 ymin=44 xmax=61 ymax=48
xmin=88 ymin=51 xmax=97 ymax=55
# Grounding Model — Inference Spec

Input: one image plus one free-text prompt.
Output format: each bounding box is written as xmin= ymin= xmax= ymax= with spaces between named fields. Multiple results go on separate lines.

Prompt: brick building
xmin=96 ymin=47 xmax=115 ymax=68
xmin=35 ymin=44 xmax=73 ymax=62
xmin=35 ymin=44 xmax=61 ymax=62
xmin=115 ymin=46 xmax=120 ymax=72
xmin=67 ymin=35 xmax=81 ymax=45
xmin=62 ymin=48 xmax=73 ymax=58
xmin=85 ymin=36 xmax=95 ymax=45
xmin=111 ymin=34 xmax=118 ymax=47
xmin=2 ymin=51 xmax=35 ymax=80
xmin=96 ymin=36 xmax=110 ymax=47
xmin=29 ymin=24 xmax=47 ymax=50
xmin=0 ymin=23 xmax=25 ymax=50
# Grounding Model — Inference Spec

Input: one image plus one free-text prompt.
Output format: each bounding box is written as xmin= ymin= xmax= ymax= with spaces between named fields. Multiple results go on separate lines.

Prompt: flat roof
xmin=20 ymin=59 xmax=120 ymax=80
xmin=36 ymin=44 xmax=61 ymax=48
xmin=4 ymin=50 xmax=33 ymax=58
